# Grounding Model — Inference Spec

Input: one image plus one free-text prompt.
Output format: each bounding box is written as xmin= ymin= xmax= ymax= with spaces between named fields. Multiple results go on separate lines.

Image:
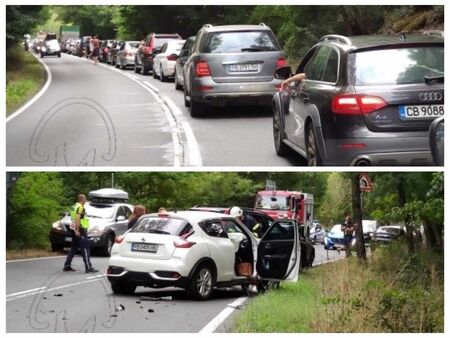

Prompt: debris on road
xmin=148 ymin=309 xmax=155 ymax=313
xmin=43 ymin=296 xmax=48 ymax=300
xmin=53 ymin=293 xmax=63 ymax=297
xmin=136 ymin=300 xmax=141 ymax=304
xmin=115 ymin=304 xmax=125 ymax=312
xmin=110 ymin=314 xmax=118 ymax=318
xmin=140 ymin=296 xmax=172 ymax=301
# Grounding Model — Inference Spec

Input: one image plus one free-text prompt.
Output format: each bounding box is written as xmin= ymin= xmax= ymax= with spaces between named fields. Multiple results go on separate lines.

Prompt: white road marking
xmin=6 ymin=278 xmax=106 ymax=302
xmin=199 ymin=296 xmax=248 ymax=333
xmin=86 ymin=274 xmax=106 ymax=280
xmin=143 ymin=81 xmax=160 ymax=93
xmin=6 ymin=52 xmax=52 ymax=123
xmin=6 ymin=255 xmax=65 ymax=263
xmin=182 ymin=121 xmax=203 ymax=167
xmin=6 ymin=287 xmax=47 ymax=297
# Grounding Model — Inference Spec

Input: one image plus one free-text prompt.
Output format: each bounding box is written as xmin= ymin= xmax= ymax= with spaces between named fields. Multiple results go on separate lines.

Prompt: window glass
xmin=116 ymin=206 xmax=126 ymax=218
xmin=255 ymin=195 xmax=289 ymax=210
xmin=222 ymin=220 xmax=245 ymax=234
xmin=306 ymin=46 xmax=332 ymax=81
xmin=202 ymin=221 xmax=227 ymax=238
xmin=354 ymin=46 xmax=444 ymax=85
xmin=85 ymin=203 xmax=114 ymax=219
xmin=264 ymin=221 xmax=295 ymax=240
xmin=130 ymin=217 xmax=189 ymax=235
xmin=322 ymin=48 xmax=339 ymax=83
xmin=203 ymin=31 xmax=280 ymax=53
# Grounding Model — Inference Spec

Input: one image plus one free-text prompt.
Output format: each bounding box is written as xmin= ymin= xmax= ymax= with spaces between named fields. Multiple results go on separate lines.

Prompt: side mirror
xmin=274 ymin=66 xmax=292 ymax=80
xmin=117 ymin=215 xmax=126 ymax=222
xmin=429 ymin=116 xmax=444 ymax=165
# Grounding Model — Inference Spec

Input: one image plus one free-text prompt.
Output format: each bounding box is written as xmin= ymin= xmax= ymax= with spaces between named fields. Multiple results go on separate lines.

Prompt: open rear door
xmin=256 ymin=220 xmax=300 ymax=282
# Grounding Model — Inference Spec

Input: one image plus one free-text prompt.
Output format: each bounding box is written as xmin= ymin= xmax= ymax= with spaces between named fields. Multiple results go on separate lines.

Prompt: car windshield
xmin=379 ymin=227 xmax=402 ymax=235
xmin=353 ymin=46 xmax=444 ymax=85
xmin=85 ymin=203 xmax=115 ymax=219
xmin=167 ymin=41 xmax=185 ymax=53
xmin=47 ymin=40 xmax=59 ymax=48
xmin=130 ymin=217 xmax=190 ymax=235
xmin=330 ymin=224 xmax=342 ymax=233
xmin=204 ymin=31 xmax=280 ymax=53
xmin=255 ymin=195 xmax=289 ymax=210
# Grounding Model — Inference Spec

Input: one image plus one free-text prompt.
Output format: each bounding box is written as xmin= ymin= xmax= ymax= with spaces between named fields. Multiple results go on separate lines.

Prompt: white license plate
xmin=229 ymin=64 xmax=258 ymax=72
xmin=65 ymin=237 xmax=72 ymax=242
xmin=131 ymin=242 xmax=158 ymax=253
xmin=399 ymin=105 xmax=444 ymax=120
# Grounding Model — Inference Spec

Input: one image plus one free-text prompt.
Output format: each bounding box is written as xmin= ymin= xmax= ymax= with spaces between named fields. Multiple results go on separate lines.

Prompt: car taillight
xmin=195 ymin=61 xmax=211 ymax=77
xmin=115 ymin=236 xmax=124 ymax=244
xmin=332 ymin=94 xmax=388 ymax=115
xmin=174 ymin=231 xmax=195 ymax=248
xmin=167 ymin=54 xmax=177 ymax=61
xmin=276 ymin=57 xmax=287 ymax=68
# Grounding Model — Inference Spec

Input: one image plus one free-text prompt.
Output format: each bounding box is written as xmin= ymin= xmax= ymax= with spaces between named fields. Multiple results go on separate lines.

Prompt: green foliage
xmin=317 ymin=173 xmax=351 ymax=227
xmin=7 ymin=173 xmax=68 ymax=250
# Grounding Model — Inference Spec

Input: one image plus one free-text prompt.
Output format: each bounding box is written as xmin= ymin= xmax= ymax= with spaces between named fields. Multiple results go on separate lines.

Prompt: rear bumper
xmin=49 ymin=229 xmax=109 ymax=249
xmin=107 ymin=269 xmax=189 ymax=288
xmin=321 ymin=133 xmax=433 ymax=166
xmin=191 ymin=77 xmax=282 ymax=106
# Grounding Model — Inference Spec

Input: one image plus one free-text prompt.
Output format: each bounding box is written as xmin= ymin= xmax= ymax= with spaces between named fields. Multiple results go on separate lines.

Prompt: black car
xmin=273 ymin=34 xmax=444 ymax=166
xmin=174 ymin=36 xmax=195 ymax=90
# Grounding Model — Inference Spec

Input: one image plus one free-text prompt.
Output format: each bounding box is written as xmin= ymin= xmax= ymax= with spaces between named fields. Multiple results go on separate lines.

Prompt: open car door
xmin=256 ymin=219 xmax=300 ymax=282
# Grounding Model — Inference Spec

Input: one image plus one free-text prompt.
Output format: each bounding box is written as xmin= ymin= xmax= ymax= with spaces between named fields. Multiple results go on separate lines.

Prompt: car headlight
xmin=88 ymin=226 xmax=105 ymax=236
xmin=41 ymin=47 xmax=46 ymax=52
xmin=52 ymin=221 xmax=63 ymax=230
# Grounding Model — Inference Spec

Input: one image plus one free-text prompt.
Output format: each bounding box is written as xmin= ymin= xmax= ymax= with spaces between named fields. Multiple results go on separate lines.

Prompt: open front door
xmin=256 ymin=220 xmax=300 ymax=282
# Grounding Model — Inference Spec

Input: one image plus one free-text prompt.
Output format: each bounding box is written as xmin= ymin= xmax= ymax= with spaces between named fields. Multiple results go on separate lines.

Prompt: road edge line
xmin=6 ymin=52 xmax=52 ymax=124
xmin=199 ymin=296 xmax=248 ymax=333
xmin=6 ymin=255 xmax=66 ymax=263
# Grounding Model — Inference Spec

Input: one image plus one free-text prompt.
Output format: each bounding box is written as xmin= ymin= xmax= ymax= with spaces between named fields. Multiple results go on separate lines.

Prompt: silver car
xmin=183 ymin=23 xmax=286 ymax=117
xmin=116 ymin=41 xmax=140 ymax=69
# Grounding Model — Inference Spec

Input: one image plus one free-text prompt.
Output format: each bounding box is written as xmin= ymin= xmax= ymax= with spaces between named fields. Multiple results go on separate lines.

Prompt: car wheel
xmin=184 ymin=85 xmax=190 ymax=107
xmin=134 ymin=60 xmax=140 ymax=73
xmin=190 ymin=99 xmax=206 ymax=118
xmin=186 ymin=265 xmax=214 ymax=300
xmin=160 ymin=64 xmax=168 ymax=82
xmin=306 ymin=123 xmax=322 ymax=166
xmin=174 ymin=71 xmax=182 ymax=90
xmin=153 ymin=67 xmax=158 ymax=79
xmin=110 ymin=281 xmax=136 ymax=295
xmin=273 ymin=105 xmax=290 ymax=156
xmin=58 ymin=52 xmax=61 ymax=58
xmin=101 ymin=234 xmax=114 ymax=257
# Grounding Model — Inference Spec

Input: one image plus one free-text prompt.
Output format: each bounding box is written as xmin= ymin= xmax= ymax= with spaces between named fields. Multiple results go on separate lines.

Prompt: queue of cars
xmin=55 ymin=24 xmax=443 ymax=166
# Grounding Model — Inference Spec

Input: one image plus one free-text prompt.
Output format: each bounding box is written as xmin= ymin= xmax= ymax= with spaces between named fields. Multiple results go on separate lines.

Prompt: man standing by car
xmin=230 ymin=207 xmax=261 ymax=236
xmin=341 ymin=215 xmax=354 ymax=258
xmin=63 ymin=194 xmax=98 ymax=273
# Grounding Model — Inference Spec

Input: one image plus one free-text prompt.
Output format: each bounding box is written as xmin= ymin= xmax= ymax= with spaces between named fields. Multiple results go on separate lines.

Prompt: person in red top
xmin=91 ymin=35 xmax=100 ymax=65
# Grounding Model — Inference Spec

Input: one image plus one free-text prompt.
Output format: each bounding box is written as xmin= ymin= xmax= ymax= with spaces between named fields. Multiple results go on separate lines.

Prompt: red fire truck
xmin=254 ymin=189 xmax=314 ymax=237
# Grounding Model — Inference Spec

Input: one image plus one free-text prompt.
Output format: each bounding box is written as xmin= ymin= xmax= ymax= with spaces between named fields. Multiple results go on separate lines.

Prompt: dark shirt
xmin=128 ymin=217 xmax=139 ymax=230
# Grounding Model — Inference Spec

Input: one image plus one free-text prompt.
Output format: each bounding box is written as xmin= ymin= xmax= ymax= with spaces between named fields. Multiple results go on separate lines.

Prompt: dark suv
xmin=134 ymin=33 xmax=182 ymax=74
xmin=273 ymin=34 xmax=444 ymax=166
xmin=183 ymin=24 xmax=286 ymax=117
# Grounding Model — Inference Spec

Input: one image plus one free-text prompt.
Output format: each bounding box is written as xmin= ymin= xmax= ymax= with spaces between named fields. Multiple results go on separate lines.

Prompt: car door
xmin=200 ymin=219 xmax=236 ymax=282
xmin=256 ymin=219 xmax=300 ymax=282
xmin=114 ymin=206 xmax=129 ymax=235
xmin=118 ymin=42 xmax=126 ymax=63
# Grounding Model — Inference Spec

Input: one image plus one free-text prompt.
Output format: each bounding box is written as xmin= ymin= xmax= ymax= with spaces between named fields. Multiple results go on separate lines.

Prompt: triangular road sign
xmin=360 ymin=173 xmax=373 ymax=192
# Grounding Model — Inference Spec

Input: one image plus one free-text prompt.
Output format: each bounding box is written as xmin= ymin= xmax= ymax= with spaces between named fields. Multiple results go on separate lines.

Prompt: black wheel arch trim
xmin=188 ymin=258 xmax=218 ymax=282
xmin=272 ymin=92 xmax=286 ymax=139
xmin=305 ymin=105 xmax=328 ymax=162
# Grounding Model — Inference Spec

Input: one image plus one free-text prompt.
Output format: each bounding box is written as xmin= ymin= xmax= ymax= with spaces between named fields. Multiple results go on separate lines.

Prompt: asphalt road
xmin=6 ymin=244 xmax=342 ymax=333
xmin=6 ymin=52 xmax=306 ymax=166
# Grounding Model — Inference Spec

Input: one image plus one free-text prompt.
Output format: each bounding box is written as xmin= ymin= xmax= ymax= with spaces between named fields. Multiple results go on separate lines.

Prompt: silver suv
xmin=49 ymin=189 xmax=133 ymax=256
xmin=183 ymin=23 xmax=286 ymax=117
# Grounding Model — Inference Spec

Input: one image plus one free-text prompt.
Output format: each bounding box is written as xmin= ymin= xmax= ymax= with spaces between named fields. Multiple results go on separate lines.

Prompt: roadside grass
xmin=6 ymin=248 xmax=62 ymax=261
xmin=6 ymin=45 xmax=46 ymax=116
xmin=232 ymin=243 xmax=443 ymax=333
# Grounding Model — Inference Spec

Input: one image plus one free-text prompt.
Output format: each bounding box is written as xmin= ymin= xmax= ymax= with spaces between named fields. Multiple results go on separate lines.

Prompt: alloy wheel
xmin=196 ymin=268 xmax=212 ymax=297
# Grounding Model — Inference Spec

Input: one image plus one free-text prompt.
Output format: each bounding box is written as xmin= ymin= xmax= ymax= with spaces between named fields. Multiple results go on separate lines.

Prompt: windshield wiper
xmin=148 ymin=229 xmax=170 ymax=235
xmin=241 ymin=47 xmax=269 ymax=52
xmin=425 ymin=75 xmax=444 ymax=84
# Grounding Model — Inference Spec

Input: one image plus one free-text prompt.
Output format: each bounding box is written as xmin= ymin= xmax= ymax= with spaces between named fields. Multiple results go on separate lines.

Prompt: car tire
xmin=174 ymin=71 xmax=182 ymax=90
xmin=153 ymin=68 xmax=158 ymax=79
xmin=306 ymin=122 xmax=322 ymax=166
xmin=184 ymin=86 xmax=190 ymax=107
xmin=186 ymin=265 xmax=214 ymax=300
xmin=190 ymin=99 xmax=206 ymax=118
xmin=273 ymin=105 xmax=290 ymax=156
xmin=160 ymin=65 xmax=168 ymax=82
xmin=101 ymin=233 xmax=114 ymax=257
xmin=110 ymin=281 xmax=136 ymax=295
xmin=58 ymin=52 xmax=61 ymax=58
xmin=134 ymin=60 xmax=140 ymax=73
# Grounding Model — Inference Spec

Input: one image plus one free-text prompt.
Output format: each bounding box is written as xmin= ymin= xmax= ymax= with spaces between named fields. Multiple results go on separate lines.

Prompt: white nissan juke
xmin=107 ymin=210 xmax=301 ymax=300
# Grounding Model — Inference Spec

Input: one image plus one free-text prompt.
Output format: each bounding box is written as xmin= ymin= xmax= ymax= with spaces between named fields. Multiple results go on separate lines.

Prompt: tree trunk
xmin=351 ymin=174 xmax=366 ymax=260
xmin=396 ymin=175 xmax=415 ymax=253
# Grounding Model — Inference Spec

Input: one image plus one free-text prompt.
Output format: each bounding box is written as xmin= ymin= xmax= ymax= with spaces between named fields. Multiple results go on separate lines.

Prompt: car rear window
xmin=154 ymin=38 xmax=180 ymax=48
xmin=128 ymin=42 xmax=140 ymax=49
xmin=352 ymin=46 xmax=444 ymax=86
xmin=130 ymin=217 xmax=190 ymax=235
xmin=203 ymin=31 xmax=280 ymax=53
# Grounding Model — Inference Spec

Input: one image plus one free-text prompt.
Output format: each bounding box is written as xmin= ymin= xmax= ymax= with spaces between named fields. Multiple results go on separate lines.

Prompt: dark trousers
xmin=64 ymin=230 xmax=92 ymax=269
xmin=344 ymin=235 xmax=353 ymax=257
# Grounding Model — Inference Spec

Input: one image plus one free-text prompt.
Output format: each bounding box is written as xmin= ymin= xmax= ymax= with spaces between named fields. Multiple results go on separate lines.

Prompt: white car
xmin=107 ymin=211 xmax=301 ymax=300
xmin=309 ymin=222 xmax=325 ymax=244
xmin=153 ymin=40 xmax=186 ymax=82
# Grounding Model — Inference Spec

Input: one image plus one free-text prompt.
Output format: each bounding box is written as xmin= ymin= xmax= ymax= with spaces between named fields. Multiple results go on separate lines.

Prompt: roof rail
xmin=259 ymin=22 xmax=267 ymax=27
xmin=203 ymin=24 xmax=213 ymax=28
xmin=320 ymin=34 xmax=351 ymax=45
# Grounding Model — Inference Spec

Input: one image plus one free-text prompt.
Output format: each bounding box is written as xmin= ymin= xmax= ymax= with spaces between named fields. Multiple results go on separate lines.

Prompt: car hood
xmin=327 ymin=231 xmax=344 ymax=239
xmin=87 ymin=217 xmax=114 ymax=229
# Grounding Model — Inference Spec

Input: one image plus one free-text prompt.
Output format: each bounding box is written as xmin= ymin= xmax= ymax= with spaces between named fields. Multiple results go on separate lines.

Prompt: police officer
xmin=63 ymin=194 xmax=98 ymax=273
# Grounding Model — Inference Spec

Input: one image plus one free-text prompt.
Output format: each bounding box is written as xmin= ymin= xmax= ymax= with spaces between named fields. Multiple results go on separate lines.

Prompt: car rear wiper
xmin=148 ymin=229 xmax=170 ymax=234
xmin=425 ymin=75 xmax=444 ymax=84
xmin=241 ymin=47 xmax=269 ymax=52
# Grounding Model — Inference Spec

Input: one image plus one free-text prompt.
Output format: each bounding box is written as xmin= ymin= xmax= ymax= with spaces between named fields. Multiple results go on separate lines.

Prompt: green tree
xmin=7 ymin=173 xmax=67 ymax=250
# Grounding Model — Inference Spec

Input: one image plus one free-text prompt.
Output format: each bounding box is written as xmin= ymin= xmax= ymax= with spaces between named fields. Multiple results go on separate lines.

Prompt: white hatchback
xmin=107 ymin=211 xmax=301 ymax=300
